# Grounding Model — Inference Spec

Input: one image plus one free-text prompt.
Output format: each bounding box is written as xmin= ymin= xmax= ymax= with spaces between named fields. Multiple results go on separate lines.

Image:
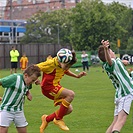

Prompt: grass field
xmin=0 ymin=66 xmax=133 ymax=133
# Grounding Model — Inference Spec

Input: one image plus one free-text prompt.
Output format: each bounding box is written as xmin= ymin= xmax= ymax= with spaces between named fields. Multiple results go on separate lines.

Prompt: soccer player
xmin=98 ymin=40 xmax=133 ymax=133
xmin=20 ymin=53 xmax=29 ymax=72
xmin=46 ymin=53 xmax=53 ymax=61
xmin=0 ymin=65 xmax=41 ymax=133
xmin=10 ymin=46 xmax=20 ymax=74
xmin=37 ymin=48 xmax=86 ymax=133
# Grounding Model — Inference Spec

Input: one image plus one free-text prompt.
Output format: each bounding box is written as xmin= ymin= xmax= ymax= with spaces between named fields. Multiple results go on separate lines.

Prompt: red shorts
xmin=41 ymin=85 xmax=64 ymax=100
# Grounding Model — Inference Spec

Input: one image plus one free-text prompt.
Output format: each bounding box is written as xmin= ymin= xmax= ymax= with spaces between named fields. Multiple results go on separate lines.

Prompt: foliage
xmin=107 ymin=2 xmax=133 ymax=50
xmin=21 ymin=0 xmax=133 ymax=51
xmin=21 ymin=9 xmax=73 ymax=45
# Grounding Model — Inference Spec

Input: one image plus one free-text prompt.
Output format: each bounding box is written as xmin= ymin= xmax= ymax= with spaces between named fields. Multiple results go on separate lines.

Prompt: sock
xmin=56 ymin=99 xmax=70 ymax=120
xmin=112 ymin=130 xmax=120 ymax=133
xmin=46 ymin=112 xmax=56 ymax=122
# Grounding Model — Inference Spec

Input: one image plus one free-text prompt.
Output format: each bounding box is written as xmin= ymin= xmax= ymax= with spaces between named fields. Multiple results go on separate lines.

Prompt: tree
xmin=69 ymin=0 xmax=133 ymax=51
xmin=21 ymin=0 xmax=133 ymax=52
xmin=21 ymin=9 xmax=73 ymax=45
xmin=108 ymin=2 xmax=133 ymax=50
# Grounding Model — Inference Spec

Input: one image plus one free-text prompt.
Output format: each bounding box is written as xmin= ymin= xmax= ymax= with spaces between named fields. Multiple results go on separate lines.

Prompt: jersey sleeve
xmin=0 ymin=74 xmax=17 ymax=88
xmin=36 ymin=59 xmax=54 ymax=72
xmin=103 ymin=59 xmax=115 ymax=73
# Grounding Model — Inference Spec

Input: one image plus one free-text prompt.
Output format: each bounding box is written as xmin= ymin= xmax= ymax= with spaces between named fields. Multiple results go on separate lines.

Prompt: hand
xmin=77 ymin=71 xmax=87 ymax=78
xmin=35 ymin=79 xmax=41 ymax=85
xmin=101 ymin=40 xmax=110 ymax=49
xmin=27 ymin=93 xmax=32 ymax=101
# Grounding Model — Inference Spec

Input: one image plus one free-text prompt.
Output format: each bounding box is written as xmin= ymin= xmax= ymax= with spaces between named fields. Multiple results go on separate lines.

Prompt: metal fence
xmin=0 ymin=43 xmax=72 ymax=69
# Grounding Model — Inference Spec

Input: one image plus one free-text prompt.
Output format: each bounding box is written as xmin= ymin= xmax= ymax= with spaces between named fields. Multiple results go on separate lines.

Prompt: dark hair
xmin=69 ymin=51 xmax=77 ymax=65
xmin=98 ymin=45 xmax=106 ymax=62
xmin=23 ymin=64 xmax=41 ymax=77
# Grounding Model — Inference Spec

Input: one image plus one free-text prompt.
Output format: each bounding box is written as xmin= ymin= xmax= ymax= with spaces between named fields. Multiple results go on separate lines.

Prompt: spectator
xmin=81 ymin=51 xmax=89 ymax=71
xmin=20 ymin=53 xmax=29 ymax=72
xmin=10 ymin=46 xmax=19 ymax=74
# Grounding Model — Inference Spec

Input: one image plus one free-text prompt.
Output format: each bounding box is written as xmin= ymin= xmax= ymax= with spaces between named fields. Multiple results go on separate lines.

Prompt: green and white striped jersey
xmin=103 ymin=58 xmax=133 ymax=100
xmin=0 ymin=74 xmax=32 ymax=112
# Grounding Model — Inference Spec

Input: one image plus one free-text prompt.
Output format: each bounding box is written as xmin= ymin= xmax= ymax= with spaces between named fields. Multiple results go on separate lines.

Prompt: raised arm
xmin=101 ymin=40 xmax=113 ymax=66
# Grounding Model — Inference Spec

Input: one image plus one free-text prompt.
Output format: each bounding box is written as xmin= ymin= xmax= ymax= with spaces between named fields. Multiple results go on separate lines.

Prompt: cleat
xmin=40 ymin=115 xmax=48 ymax=133
xmin=53 ymin=118 xmax=69 ymax=131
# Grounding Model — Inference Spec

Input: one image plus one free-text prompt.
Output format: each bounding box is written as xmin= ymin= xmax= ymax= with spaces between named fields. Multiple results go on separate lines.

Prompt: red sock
xmin=56 ymin=99 xmax=70 ymax=120
xmin=46 ymin=113 xmax=56 ymax=122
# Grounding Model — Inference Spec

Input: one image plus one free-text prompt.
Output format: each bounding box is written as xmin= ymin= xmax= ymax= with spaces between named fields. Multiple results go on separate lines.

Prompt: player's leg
xmin=55 ymin=88 xmax=74 ymax=119
xmin=106 ymin=116 xmax=118 ymax=133
xmin=15 ymin=111 xmax=28 ymax=133
xmin=0 ymin=126 xmax=9 ymax=133
xmin=107 ymin=94 xmax=132 ymax=133
xmin=16 ymin=127 xmax=27 ymax=133
xmin=53 ymin=88 xmax=74 ymax=131
xmin=112 ymin=94 xmax=132 ymax=132
xmin=0 ymin=111 xmax=13 ymax=133
xmin=40 ymin=104 xmax=73 ymax=133
xmin=40 ymin=88 xmax=59 ymax=133
xmin=40 ymin=86 xmax=74 ymax=132
xmin=112 ymin=110 xmax=128 ymax=132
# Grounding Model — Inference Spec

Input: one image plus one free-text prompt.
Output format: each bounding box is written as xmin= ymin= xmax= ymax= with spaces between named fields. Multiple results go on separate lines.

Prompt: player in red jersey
xmin=36 ymin=49 xmax=86 ymax=133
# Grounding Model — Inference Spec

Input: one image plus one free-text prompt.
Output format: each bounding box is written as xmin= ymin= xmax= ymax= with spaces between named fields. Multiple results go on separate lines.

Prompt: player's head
xmin=98 ymin=45 xmax=115 ymax=62
xmin=23 ymin=65 xmax=41 ymax=85
xmin=59 ymin=50 xmax=77 ymax=70
xmin=98 ymin=45 xmax=106 ymax=62
xmin=57 ymin=48 xmax=73 ymax=64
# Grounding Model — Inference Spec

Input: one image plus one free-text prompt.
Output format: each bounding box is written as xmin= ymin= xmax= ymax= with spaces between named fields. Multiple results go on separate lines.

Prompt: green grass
xmin=0 ymin=67 xmax=133 ymax=133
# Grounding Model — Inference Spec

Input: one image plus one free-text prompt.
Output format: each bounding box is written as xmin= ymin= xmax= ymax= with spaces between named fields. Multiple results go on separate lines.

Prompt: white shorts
xmin=0 ymin=110 xmax=28 ymax=127
xmin=114 ymin=94 xmax=133 ymax=116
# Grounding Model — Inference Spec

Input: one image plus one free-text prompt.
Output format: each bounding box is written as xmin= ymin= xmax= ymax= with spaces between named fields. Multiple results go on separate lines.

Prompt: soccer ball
xmin=57 ymin=48 xmax=73 ymax=64
xmin=75 ymin=69 xmax=80 ymax=72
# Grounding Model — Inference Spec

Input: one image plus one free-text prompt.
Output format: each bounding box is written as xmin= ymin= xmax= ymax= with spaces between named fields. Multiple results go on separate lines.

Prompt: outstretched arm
xmin=65 ymin=70 xmax=87 ymax=78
